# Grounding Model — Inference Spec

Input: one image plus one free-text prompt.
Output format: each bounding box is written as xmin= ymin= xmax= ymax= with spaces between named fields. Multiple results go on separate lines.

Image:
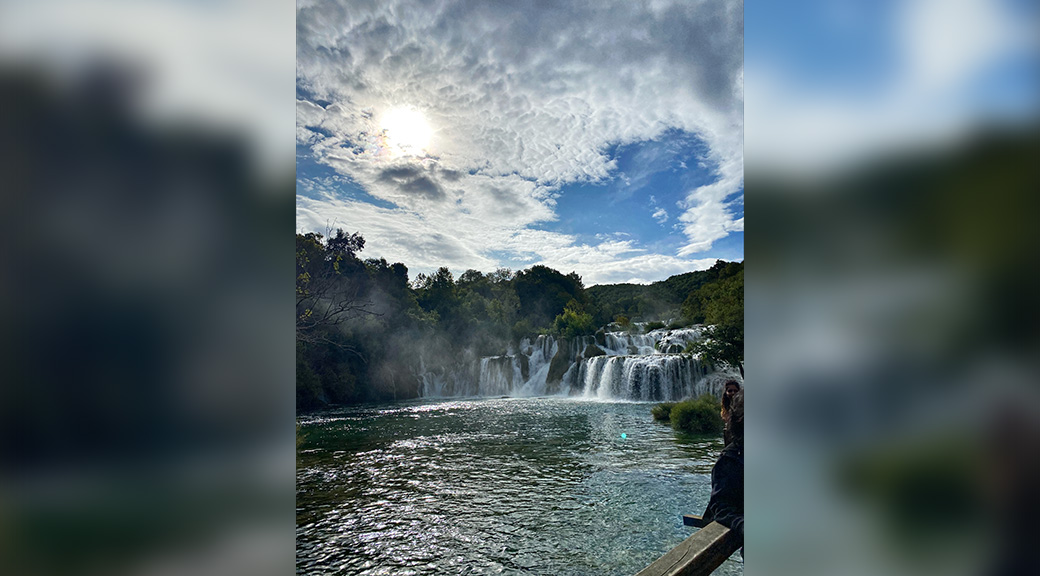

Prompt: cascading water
xmin=419 ymin=326 xmax=739 ymax=401
xmin=477 ymin=356 xmax=520 ymax=396
xmin=575 ymin=355 xmax=708 ymax=401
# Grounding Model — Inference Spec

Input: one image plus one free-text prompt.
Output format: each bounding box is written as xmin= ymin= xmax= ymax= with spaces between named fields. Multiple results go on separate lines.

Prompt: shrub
xmin=670 ymin=394 xmax=723 ymax=435
xmin=651 ymin=402 xmax=676 ymax=421
xmin=552 ymin=300 xmax=595 ymax=338
xmin=645 ymin=321 xmax=666 ymax=331
xmin=296 ymin=354 xmax=324 ymax=411
xmin=667 ymin=321 xmax=685 ymax=330
xmin=512 ymin=318 xmax=535 ymax=342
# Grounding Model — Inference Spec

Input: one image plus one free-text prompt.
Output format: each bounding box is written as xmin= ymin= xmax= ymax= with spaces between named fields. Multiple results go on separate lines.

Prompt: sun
xmin=380 ymin=107 xmax=432 ymax=156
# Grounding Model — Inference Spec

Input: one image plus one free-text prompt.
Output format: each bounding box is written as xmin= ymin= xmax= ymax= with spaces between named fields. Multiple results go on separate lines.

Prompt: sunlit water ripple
xmin=297 ymin=397 xmax=742 ymax=575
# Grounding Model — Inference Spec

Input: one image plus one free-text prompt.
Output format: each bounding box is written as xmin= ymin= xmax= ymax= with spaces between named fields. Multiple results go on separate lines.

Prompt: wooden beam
xmin=635 ymin=522 xmax=741 ymax=576
xmin=682 ymin=515 xmax=708 ymax=528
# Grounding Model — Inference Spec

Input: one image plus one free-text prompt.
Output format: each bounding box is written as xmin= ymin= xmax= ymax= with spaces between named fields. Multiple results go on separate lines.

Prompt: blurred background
xmin=746 ymin=1 xmax=1039 ymax=575
xmin=0 ymin=1 xmax=294 ymax=575
xmin=0 ymin=0 xmax=1037 ymax=575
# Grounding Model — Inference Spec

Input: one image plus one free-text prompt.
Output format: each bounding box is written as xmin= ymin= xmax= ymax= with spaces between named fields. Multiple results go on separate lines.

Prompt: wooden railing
xmin=634 ymin=516 xmax=742 ymax=576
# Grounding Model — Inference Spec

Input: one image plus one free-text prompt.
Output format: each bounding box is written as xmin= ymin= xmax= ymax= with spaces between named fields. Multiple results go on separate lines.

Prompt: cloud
xmin=376 ymin=164 xmax=446 ymax=202
xmin=298 ymin=192 xmax=723 ymax=286
xmin=297 ymin=99 xmax=325 ymax=128
xmin=746 ymin=0 xmax=1035 ymax=176
xmin=296 ymin=0 xmax=744 ymax=278
xmin=652 ymin=208 xmax=669 ymax=224
xmin=676 ymin=155 xmax=743 ymax=255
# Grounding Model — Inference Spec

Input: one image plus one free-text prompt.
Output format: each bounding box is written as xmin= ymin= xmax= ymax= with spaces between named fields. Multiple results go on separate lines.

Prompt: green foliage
xmin=511 ymin=318 xmax=537 ymax=342
xmin=296 ymin=229 xmax=743 ymax=411
xmin=651 ymin=402 xmax=676 ymax=421
xmin=686 ymin=323 xmax=744 ymax=372
xmin=415 ymin=267 xmax=459 ymax=320
xmin=680 ymin=261 xmax=743 ymax=324
xmin=296 ymin=347 xmax=323 ymax=411
xmin=669 ymin=394 xmax=724 ymax=435
xmin=514 ymin=266 xmax=586 ymax=330
xmin=552 ymin=299 xmax=595 ymax=339
xmin=296 ymin=234 xmax=596 ymax=409
xmin=681 ymin=261 xmax=744 ymax=373
xmin=296 ymin=229 xmax=370 ymax=343
xmin=586 ymin=261 xmax=742 ymax=326
xmin=644 ymin=321 xmax=666 ymax=331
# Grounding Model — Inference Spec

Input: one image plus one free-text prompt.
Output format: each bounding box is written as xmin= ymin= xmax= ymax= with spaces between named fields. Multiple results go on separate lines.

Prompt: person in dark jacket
xmin=704 ymin=388 xmax=743 ymax=551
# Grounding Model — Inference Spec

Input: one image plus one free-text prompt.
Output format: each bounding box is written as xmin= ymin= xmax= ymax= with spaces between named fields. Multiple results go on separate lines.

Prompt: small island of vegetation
xmin=652 ymin=394 xmax=724 ymax=435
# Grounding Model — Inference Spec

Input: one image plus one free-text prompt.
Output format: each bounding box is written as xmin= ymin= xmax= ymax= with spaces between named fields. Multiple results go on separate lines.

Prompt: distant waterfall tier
xmin=573 ymin=355 xmax=709 ymax=401
xmin=418 ymin=327 xmax=738 ymax=401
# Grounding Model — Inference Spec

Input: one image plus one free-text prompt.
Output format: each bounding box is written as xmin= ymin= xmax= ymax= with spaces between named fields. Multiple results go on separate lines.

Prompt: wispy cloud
xmin=676 ymin=156 xmax=743 ymax=256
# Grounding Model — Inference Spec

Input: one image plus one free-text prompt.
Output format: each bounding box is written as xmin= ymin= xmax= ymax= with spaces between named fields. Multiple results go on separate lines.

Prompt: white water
xmin=419 ymin=327 xmax=740 ymax=401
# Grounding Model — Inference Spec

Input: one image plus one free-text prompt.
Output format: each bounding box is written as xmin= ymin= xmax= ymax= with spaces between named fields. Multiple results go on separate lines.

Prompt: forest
xmin=297 ymin=230 xmax=743 ymax=410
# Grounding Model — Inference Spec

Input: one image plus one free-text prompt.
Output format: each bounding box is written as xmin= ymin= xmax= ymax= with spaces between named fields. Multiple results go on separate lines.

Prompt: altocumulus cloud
xmin=296 ymin=0 xmax=743 ymax=284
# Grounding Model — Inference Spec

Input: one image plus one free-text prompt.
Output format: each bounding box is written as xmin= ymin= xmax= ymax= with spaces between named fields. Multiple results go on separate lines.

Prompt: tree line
xmin=297 ymin=230 xmax=743 ymax=410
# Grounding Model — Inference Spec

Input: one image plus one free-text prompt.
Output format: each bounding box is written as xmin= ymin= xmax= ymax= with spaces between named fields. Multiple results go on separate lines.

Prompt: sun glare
xmin=380 ymin=107 xmax=432 ymax=156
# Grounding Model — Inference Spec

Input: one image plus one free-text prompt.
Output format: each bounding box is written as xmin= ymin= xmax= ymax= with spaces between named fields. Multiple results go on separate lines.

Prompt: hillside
xmin=587 ymin=260 xmax=743 ymax=325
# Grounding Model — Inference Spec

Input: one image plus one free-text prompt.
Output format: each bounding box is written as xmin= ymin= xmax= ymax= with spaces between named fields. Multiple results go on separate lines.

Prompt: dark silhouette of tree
xmin=295 ymin=229 xmax=372 ymax=346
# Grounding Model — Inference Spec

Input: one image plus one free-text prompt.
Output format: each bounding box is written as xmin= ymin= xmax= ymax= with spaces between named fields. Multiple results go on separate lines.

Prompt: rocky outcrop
xmin=546 ymin=338 xmax=573 ymax=386
xmin=583 ymin=343 xmax=606 ymax=358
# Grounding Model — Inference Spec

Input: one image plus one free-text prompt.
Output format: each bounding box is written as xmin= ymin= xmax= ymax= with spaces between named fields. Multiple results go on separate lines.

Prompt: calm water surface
xmin=297 ymin=397 xmax=742 ymax=575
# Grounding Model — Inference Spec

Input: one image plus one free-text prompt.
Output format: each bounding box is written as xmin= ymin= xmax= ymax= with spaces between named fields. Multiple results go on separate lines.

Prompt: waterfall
xmin=418 ymin=326 xmax=740 ymax=401
xmin=574 ymin=355 xmax=710 ymax=401
xmin=478 ymin=356 xmax=521 ymax=396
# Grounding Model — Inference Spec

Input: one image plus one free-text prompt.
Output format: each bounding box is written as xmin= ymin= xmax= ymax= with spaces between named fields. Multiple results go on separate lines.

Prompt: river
xmin=297 ymin=397 xmax=742 ymax=575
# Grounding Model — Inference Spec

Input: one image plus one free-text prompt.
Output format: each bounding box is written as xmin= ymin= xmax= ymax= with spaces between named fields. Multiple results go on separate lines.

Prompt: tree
xmin=552 ymin=299 xmax=596 ymax=339
xmin=685 ymin=267 xmax=744 ymax=375
xmin=488 ymin=268 xmax=514 ymax=283
xmin=513 ymin=265 xmax=586 ymax=330
xmin=415 ymin=266 xmax=459 ymax=324
xmin=687 ymin=323 xmax=744 ymax=376
xmin=295 ymin=230 xmax=373 ymax=346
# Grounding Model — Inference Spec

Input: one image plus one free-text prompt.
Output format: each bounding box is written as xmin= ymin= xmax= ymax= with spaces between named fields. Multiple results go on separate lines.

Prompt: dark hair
xmin=728 ymin=389 xmax=744 ymax=446
xmin=721 ymin=379 xmax=742 ymax=415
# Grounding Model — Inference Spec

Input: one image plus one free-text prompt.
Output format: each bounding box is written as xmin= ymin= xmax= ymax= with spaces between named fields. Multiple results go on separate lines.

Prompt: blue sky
xmin=296 ymin=0 xmax=744 ymax=285
xmin=745 ymin=0 xmax=1039 ymax=173
xmin=535 ymin=134 xmax=744 ymax=262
